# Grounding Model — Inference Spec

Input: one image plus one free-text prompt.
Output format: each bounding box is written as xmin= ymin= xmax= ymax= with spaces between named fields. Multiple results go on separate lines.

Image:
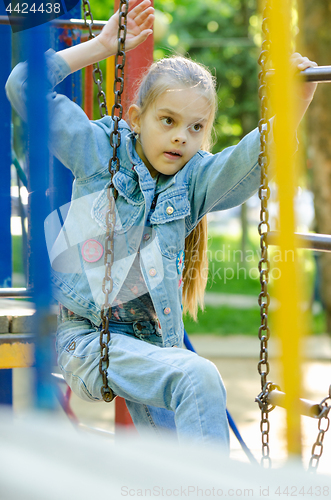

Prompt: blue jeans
xmin=56 ymin=307 xmax=229 ymax=450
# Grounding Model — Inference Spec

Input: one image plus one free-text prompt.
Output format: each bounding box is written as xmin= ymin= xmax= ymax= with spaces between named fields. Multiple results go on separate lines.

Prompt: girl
xmin=6 ymin=0 xmax=317 ymax=450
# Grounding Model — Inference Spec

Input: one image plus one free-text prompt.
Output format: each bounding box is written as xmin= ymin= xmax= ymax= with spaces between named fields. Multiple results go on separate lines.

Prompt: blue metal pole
xmin=0 ymin=2 xmax=13 ymax=406
xmin=49 ymin=2 xmax=81 ymax=214
xmin=0 ymin=3 xmax=12 ymax=289
xmin=24 ymin=3 xmax=82 ymax=408
xmin=22 ymin=23 xmax=56 ymax=409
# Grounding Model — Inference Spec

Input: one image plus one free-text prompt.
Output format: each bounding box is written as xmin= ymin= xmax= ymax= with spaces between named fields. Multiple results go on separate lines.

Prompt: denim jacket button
xmin=149 ymin=268 xmax=157 ymax=277
xmin=163 ymin=307 xmax=171 ymax=315
xmin=143 ymin=233 xmax=150 ymax=241
xmin=166 ymin=206 xmax=174 ymax=215
xmin=81 ymin=239 xmax=104 ymax=263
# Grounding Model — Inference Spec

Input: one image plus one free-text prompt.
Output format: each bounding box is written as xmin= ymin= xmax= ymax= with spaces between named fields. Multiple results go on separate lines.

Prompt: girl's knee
xmin=179 ymin=354 xmax=226 ymax=398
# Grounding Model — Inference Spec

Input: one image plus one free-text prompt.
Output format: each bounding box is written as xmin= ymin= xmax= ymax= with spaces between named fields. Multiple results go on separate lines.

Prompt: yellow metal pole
xmin=269 ymin=0 xmax=303 ymax=458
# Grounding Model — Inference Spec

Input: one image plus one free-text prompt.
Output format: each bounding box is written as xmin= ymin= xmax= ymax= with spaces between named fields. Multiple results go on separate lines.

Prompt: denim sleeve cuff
xmin=45 ymin=48 xmax=72 ymax=89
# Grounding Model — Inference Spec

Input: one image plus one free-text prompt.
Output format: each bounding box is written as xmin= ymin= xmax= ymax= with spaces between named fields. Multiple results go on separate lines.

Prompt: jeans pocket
xmin=132 ymin=320 xmax=163 ymax=346
xmin=57 ymin=331 xmax=104 ymax=402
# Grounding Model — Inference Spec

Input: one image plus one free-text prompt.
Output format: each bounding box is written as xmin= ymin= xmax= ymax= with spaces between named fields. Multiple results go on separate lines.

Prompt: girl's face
xmin=129 ymin=87 xmax=211 ymax=178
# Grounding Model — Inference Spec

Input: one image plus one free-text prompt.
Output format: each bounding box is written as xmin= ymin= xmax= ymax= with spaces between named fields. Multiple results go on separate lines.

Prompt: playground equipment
xmin=255 ymin=0 xmax=331 ymax=471
xmin=1 ymin=0 xmax=331 ymax=471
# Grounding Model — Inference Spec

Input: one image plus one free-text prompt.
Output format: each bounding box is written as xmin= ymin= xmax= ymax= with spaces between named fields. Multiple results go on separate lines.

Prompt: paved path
xmin=189 ymin=333 xmax=331 ymax=360
xmin=204 ymin=292 xmax=257 ymax=308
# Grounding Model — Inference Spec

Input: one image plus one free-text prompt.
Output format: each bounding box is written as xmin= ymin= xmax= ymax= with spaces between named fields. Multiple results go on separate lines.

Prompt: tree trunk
xmin=301 ymin=1 xmax=331 ymax=334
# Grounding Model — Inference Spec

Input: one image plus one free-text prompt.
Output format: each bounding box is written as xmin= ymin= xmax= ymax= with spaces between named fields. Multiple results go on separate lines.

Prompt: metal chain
xmin=82 ymin=0 xmax=129 ymax=402
xmin=255 ymin=382 xmax=280 ymax=462
xmin=82 ymin=0 xmax=108 ymax=117
xmin=308 ymin=385 xmax=331 ymax=472
xmin=109 ymin=0 xmax=129 ymax=172
xmin=256 ymin=1 xmax=331 ymax=472
xmin=256 ymin=0 xmax=273 ymax=467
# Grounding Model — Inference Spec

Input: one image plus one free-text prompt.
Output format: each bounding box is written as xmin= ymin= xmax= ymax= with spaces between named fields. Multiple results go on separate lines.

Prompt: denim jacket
xmin=6 ymin=50 xmax=263 ymax=348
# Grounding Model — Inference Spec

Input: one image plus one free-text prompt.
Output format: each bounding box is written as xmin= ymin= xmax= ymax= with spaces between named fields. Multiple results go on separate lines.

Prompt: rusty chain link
xmin=82 ymin=0 xmax=129 ymax=402
xmin=308 ymin=386 xmax=331 ymax=472
xmin=82 ymin=0 xmax=108 ymax=117
xmin=109 ymin=0 xmax=129 ymax=172
xmin=255 ymin=382 xmax=280 ymax=465
xmin=255 ymin=0 xmax=275 ymax=468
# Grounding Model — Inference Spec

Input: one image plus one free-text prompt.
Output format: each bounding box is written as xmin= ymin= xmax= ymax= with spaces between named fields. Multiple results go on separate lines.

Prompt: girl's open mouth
xmin=164 ymin=151 xmax=182 ymax=159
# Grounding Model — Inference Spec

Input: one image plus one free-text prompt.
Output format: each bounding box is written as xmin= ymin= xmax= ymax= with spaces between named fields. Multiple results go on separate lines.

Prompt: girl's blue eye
xmin=161 ymin=117 xmax=173 ymax=126
xmin=190 ymin=123 xmax=203 ymax=132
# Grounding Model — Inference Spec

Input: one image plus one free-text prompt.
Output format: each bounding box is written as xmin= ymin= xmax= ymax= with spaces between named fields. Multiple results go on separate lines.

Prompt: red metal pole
xmin=124 ymin=2 xmax=154 ymax=114
xmin=84 ymin=65 xmax=94 ymax=119
xmin=114 ymin=0 xmax=154 ymax=117
xmin=113 ymin=0 xmax=154 ymax=431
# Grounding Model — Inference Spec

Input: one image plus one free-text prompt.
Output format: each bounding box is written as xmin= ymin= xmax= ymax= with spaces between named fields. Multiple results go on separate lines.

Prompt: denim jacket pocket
xmin=150 ymin=189 xmax=190 ymax=259
xmin=92 ymin=179 xmax=143 ymax=235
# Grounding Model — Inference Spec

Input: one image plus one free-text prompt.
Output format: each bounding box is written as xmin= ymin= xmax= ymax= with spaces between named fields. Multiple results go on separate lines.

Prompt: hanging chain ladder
xmin=255 ymin=0 xmax=277 ymax=467
xmin=82 ymin=0 xmax=129 ymax=402
xmin=255 ymin=2 xmax=331 ymax=472
xmin=308 ymin=385 xmax=331 ymax=472
xmin=82 ymin=0 xmax=108 ymax=117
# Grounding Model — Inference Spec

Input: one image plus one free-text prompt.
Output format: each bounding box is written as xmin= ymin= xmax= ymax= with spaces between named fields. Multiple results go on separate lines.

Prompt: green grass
xmin=205 ymin=231 xmax=261 ymax=295
xmin=12 ymin=235 xmax=24 ymax=275
xmin=184 ymin=306 xmax=260 ymax=336
xmin=183 ymin=305 xmax=326 ymax=336
xmin=183 ymin=233 xmax=327 ymax=336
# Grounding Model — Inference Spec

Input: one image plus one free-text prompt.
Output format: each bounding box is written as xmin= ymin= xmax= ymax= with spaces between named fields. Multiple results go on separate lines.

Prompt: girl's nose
xmin=173 ymin=128 xmax=187 ymax=144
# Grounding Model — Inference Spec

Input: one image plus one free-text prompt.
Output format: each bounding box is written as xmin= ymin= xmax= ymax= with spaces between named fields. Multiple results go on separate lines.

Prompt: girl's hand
xmin=291 ymin=52 xmax=318 ymax=102
xmin=98 ymin=0 xmax=154 ymax=55
xmin=57 ymin=1 xmax=154 ymax=75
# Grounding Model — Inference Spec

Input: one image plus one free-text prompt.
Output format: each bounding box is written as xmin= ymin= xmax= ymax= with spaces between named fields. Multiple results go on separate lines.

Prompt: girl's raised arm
xmin=57 ymin=0 xmax=154 ymax=74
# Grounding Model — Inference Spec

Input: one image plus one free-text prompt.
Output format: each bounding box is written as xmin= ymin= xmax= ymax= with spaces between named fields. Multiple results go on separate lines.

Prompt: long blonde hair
xmin=133 ymin=56 xmax=217 ymax=320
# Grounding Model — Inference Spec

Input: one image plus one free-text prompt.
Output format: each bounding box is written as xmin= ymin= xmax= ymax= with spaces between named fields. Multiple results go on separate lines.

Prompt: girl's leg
xmin=106 ymin=333 xmax=229 ymax=449
xmin=56 ymin=313 xmax=229 ymax=449
xmin=126 ymin=403 xmax=177 ymax=435
xmin=55 ymin=312 xmax=177 ymax=436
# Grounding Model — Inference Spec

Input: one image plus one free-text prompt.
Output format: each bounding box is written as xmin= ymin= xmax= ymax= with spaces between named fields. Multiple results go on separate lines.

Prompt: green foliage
xmin=153 ymin=0 xmax=261 ymax=152
xmin=91 ymin=0 xmax=261 ymax=151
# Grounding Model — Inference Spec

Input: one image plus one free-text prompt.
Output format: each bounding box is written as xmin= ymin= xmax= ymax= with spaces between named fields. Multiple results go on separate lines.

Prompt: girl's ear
xmin=128 ymin=104 xmax=141 ymax=134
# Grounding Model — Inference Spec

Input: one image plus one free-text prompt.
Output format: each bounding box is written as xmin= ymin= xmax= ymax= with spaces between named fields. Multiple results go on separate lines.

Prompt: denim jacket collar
xmin=124 ymin=132 xmax=177 ymax=195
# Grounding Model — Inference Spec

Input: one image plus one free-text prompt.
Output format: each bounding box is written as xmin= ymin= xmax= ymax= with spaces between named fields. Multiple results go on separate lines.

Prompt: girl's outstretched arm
xmin=292 ymin=53 xmax=318 ymax=128
xmin=57 ymin=0 xmax=154 ymax=74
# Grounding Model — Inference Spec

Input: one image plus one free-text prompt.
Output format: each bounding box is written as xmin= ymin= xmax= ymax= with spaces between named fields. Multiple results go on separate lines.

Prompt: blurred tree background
xmin=300 ymin=0 xmax=331 ymax=334
xmin=93 ymin=0 xmax=261 ymax=152
xmin=153 ymin=0 xmax=260 ymax=152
